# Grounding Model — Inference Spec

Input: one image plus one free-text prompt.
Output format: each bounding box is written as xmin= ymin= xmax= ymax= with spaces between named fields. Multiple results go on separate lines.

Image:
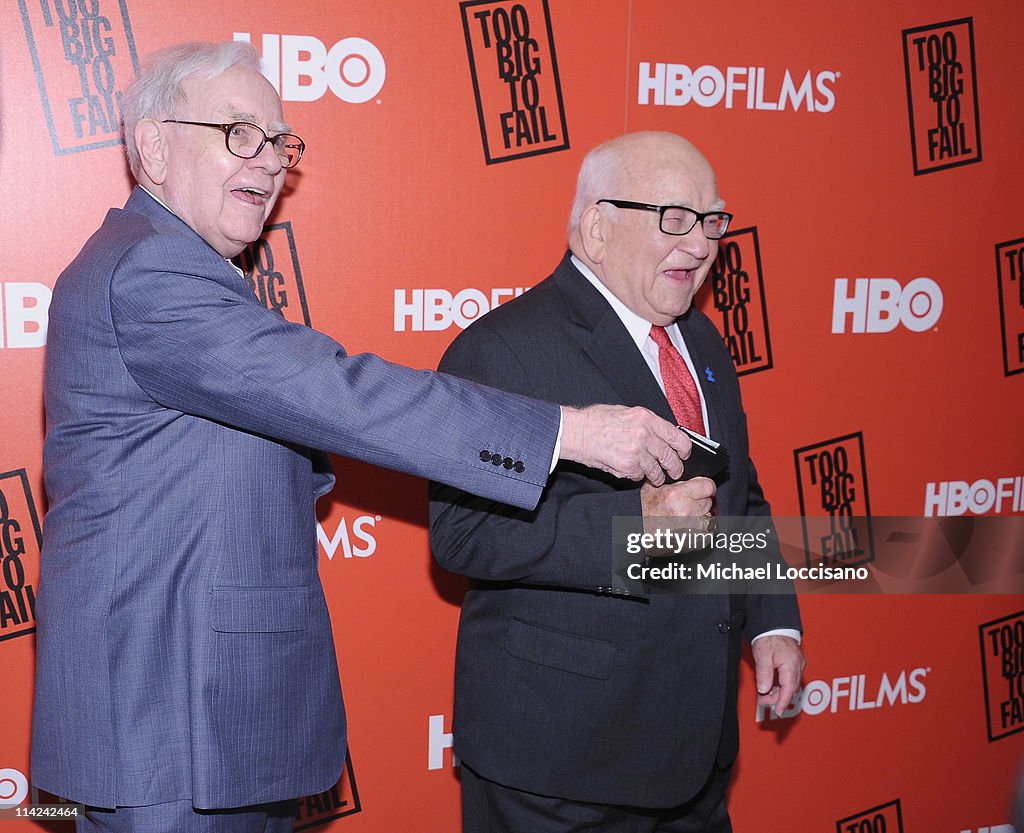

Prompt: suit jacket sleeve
xmin=107 ymin=228 xmax=558 ymax=510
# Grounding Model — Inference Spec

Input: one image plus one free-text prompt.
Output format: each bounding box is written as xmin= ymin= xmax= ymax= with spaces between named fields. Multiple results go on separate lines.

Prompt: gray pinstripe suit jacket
xmin=31 ymin=187 xmax=559 ymax=810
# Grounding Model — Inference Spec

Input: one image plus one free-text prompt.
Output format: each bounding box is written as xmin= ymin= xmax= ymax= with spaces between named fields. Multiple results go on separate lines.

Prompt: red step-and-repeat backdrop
xmin=1 ymin=1 xmax=1022 ymax=830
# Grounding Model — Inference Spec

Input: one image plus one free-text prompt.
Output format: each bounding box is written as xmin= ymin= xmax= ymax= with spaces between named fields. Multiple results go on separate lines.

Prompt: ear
xmin=578 ymin=203 xmax=608 ymax=264
xmin=135 ymin=119 xmax=168 ymax=185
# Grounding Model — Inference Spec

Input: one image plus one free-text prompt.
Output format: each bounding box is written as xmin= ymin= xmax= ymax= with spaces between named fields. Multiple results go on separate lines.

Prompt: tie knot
xmin=649 ymin=325 xmax=673 ymax=350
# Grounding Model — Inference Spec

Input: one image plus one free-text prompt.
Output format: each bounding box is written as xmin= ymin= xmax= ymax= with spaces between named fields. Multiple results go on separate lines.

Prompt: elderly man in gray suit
xmin=430 ymin=132 xmax=805 ymax=833
xmin=31 ymin=42 xmax=693 ymax=833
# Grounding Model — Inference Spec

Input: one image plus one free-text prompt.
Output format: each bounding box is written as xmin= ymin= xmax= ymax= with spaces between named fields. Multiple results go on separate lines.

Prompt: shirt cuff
xmin=550 ymin=409 xmax=563 ymax=473
xmin=751 ymin=628 xmax=802 ymax=645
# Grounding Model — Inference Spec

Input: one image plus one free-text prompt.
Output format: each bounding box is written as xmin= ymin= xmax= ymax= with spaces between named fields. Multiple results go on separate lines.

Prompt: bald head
xmin=568 ymin=131 xmax=726 ymax=325
xmin=568 ymin=132 xmax=719 ymax=246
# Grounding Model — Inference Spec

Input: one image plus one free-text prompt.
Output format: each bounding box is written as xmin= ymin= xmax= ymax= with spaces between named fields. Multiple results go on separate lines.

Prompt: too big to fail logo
xmin=704 ymin=227 xmax=772 ymax=375
xmin=19 ymin=0 xmax=139 ymax=155
xmin=979 ymin=610 xmax=1024 ymax=742
xmin=234 ymin=223 xmax=312 ymax=327
xmin=0 ymin=469 xmax=41 ymax=641
xmin=295 ymin=751 xmax=361 ymax=829
xmin=995 ymin=237 xmax=1024 ymax=376
xmin=836 ymin=800 xmax=904 ymax=833
xmin=794 ymin=433 xmax=874 ymax=570
xmin=460 ymin=0 xmax=569 ymax=163
xmin=902 ymin=17 xmax=981 ymax=174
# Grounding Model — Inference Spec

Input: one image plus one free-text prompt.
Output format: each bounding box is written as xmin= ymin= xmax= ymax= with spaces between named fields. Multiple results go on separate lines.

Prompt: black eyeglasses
xmin=161 ymin=120 xmax=305 ymax=168
xmin=597 ymin=199 xmax=732 ymax=239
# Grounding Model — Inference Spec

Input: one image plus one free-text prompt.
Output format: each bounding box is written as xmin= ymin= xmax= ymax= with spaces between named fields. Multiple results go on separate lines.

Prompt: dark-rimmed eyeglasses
xmin=597 ymin=199 xmax=732 ymax=239
xmin=161 ymin=120 xmax=305 ymax=168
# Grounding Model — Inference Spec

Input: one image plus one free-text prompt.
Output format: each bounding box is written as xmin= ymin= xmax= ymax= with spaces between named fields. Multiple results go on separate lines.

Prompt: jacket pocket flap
xmin=505 ymin=618 xmax=615 ymax=680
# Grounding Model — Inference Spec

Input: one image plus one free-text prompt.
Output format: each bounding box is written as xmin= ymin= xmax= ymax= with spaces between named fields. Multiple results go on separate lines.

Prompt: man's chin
xmin=662 ymin=296 xmax=696 ymax=321
xmin=208 ymin=236 xmax=254 ymax=260
xmin=219 ymin=224 xmax=268 ymax=257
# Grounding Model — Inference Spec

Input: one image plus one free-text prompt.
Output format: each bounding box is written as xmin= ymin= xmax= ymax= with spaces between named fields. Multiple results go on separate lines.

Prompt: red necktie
xmin=649 ymin=325 xmax=706 ymax=435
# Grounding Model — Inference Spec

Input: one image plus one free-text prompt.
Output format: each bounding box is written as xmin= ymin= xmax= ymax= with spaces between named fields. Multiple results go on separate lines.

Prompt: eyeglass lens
xmin=227 ymin=123 xmax=303 ymax=168
xmin=660 ymin=207 xmax=729 ymax=239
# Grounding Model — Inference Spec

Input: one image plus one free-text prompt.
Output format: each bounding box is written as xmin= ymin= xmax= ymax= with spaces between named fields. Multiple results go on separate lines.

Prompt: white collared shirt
xmin=570 ymin=254 xmax=709 ymax=428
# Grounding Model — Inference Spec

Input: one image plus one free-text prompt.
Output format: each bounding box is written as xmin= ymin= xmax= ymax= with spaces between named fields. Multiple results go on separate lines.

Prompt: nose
xmin=675 ymin=222 xmax=711 ymax=260
xmin=249 ymin=137 xmax=284 ymax=174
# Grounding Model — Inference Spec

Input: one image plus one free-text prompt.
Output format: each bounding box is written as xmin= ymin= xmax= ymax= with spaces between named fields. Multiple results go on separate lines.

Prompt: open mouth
xmin=232 ymin=186 xmax=270 ymax=205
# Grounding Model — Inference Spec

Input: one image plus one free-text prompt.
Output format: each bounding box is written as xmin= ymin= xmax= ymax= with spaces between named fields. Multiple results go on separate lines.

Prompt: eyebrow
xmin=663 ymin=199 xmax=727 ymax=212
xmin=223 ymin=108 xmax=292 ymax=134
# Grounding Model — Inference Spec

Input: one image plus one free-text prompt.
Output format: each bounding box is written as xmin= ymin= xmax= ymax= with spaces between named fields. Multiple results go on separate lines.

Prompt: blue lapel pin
xmin=704 ymin=366 xmax=716 ymax=383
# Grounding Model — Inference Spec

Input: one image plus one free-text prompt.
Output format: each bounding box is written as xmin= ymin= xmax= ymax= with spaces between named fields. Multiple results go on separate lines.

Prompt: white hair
xmin=121 ymin=41 xmax=263 ymax=177
xmin=567 ymin=138 xmax=626 ymax=242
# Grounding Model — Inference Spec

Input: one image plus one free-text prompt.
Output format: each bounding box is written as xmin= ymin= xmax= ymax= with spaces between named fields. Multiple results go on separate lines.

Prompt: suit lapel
xmin=551 ymin=255 xmax=676 ymax=424
xmin=123 ymin=187 xmax=257 ymax=301
xmin=552 ymin=255 xmax=731 ymax=448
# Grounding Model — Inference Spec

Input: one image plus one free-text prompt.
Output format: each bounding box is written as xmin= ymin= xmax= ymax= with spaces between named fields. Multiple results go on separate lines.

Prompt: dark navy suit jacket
xmin=32 ymin=188 xmax=559 ymax=809
xmin=429 ymin=254 xmax=800 ymax=808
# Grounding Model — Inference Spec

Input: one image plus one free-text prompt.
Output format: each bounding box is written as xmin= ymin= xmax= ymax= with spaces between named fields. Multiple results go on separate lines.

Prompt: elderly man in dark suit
xmin=31 ymin=43 xmax=693 ymax=833
xmin=430 ymin=131 xmax=804 ymax=833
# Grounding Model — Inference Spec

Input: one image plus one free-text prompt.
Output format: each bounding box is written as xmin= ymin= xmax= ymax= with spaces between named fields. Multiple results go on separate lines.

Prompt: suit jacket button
xmin=502 ymin=457 xmax=514 ymax=469
xmin=514 ymin=461 xmax=525 ymax=473
xmin=479 ymin=450 xmax=491 ymax=462
xmin=718 ymin=621 xmax=731 ymax=634
xmin=491 ymin=453 xmax=503 ymax=466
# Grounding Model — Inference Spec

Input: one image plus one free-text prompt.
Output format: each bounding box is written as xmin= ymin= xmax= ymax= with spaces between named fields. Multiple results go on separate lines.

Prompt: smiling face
xmin=576 ymin=134 xmax=724 ymax=326
xmin=153 ymin=65 xmax=289 ymax=258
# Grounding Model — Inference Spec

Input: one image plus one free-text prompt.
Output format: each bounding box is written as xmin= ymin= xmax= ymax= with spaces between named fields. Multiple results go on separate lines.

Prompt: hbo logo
xmin=832 ymin=277 xmax=943 ymax=333
xmin=394 ymin=287 xmax=527 ymax=332
xmin=0 ymin=768 xmax=29 ymax=808
xmin=0 ymin=283 xmax=51 ymax=348
xmin=234 ymin=33 xmax=385 ymax=103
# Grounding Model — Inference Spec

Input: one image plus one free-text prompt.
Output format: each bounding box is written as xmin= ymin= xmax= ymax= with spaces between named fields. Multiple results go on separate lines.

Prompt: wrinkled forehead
xmin=617 ymin=145 xmax=719 ymax=206
xmin=181 ymin=66 xmax=289 ymax=133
